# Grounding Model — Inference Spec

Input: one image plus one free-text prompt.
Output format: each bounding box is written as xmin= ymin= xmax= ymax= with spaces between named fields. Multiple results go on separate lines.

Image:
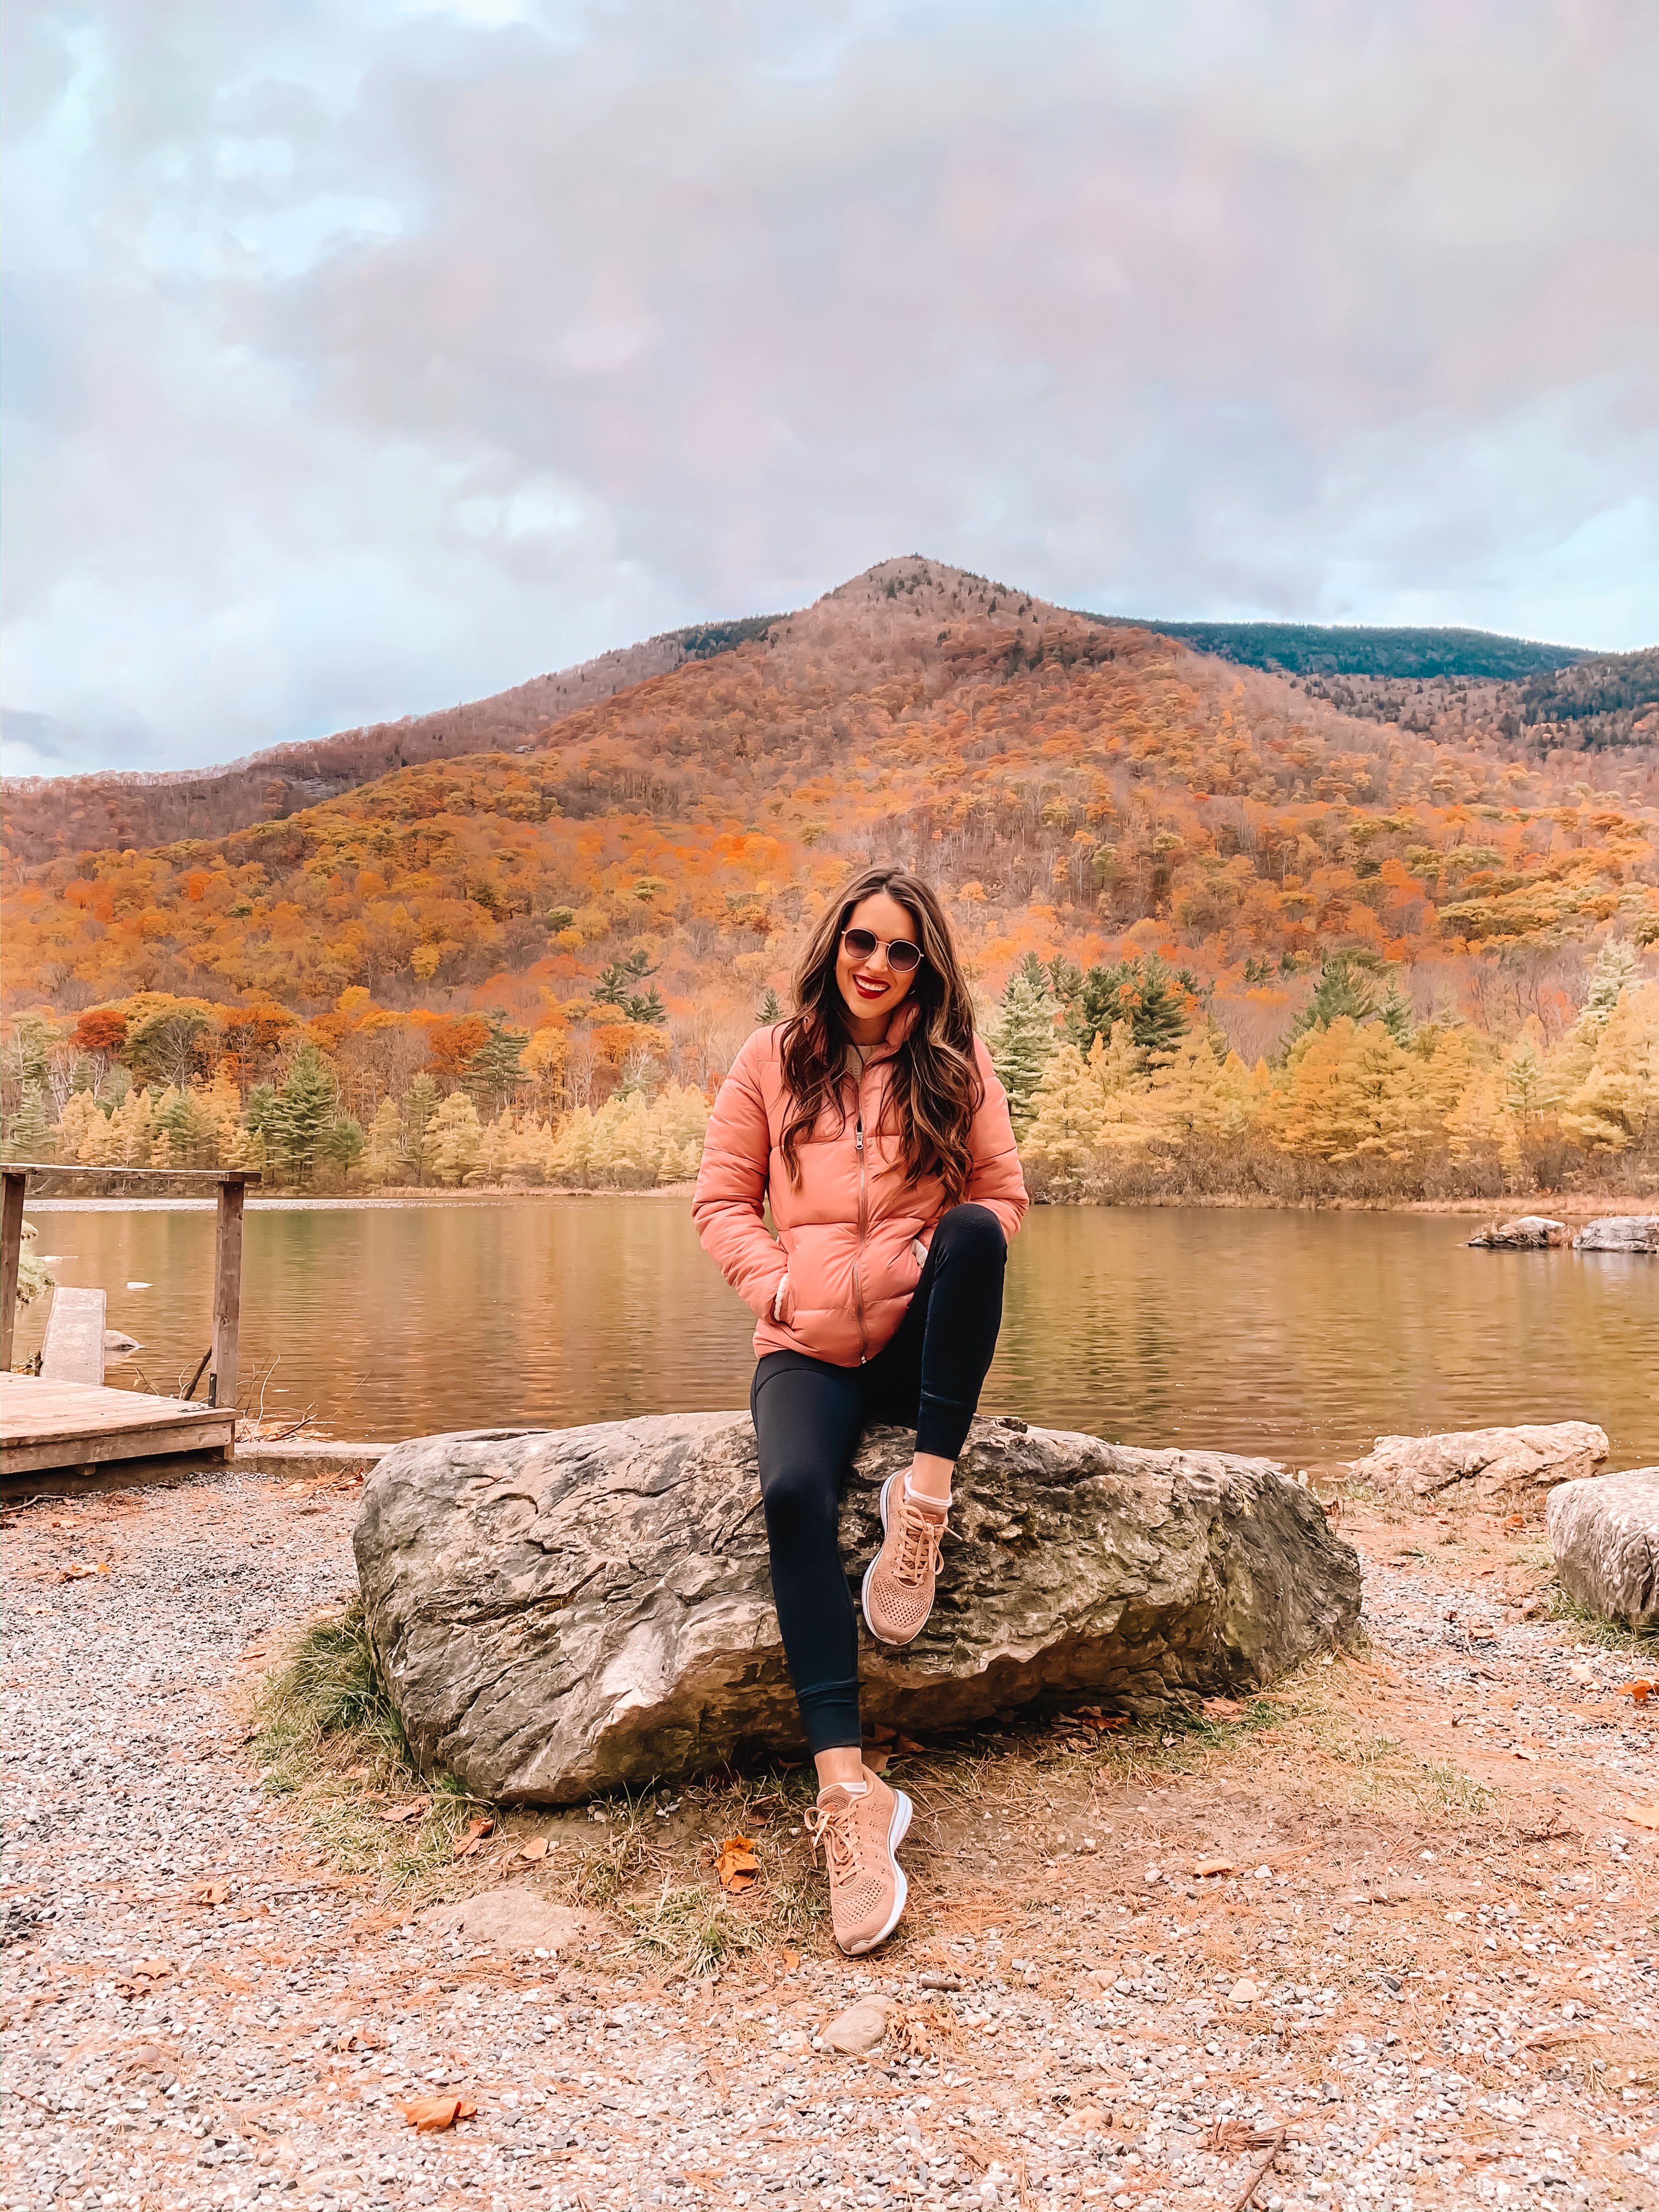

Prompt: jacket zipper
xmin=852 ymin=1073 xmax=870 ymax=1364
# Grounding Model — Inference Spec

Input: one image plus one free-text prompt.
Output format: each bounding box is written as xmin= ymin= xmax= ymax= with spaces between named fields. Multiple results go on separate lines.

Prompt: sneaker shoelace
xmin=890 ymin=1494 xmax=945 ymax=1586
xmin=805 ymin=1797 xmax=864 ymax=1883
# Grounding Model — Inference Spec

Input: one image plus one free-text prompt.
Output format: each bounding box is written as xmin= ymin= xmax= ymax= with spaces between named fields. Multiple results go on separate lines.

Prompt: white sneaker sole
xmin=860 ymin=1474 xmax=935 ymax=1646
xmin=839 ymin=1787 xmax=912 ymax=1956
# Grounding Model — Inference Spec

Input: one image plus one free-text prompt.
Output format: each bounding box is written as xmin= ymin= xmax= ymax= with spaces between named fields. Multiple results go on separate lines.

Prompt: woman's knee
xmin=934 ymin=1201 xmax=1006 ymax=1262
xmin=760 ymin=1457 xmax=840 ymax=1544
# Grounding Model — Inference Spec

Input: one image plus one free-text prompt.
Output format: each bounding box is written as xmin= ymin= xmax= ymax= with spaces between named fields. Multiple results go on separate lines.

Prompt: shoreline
xmin=19 ymin=1184 xmax=1654 ymax=1216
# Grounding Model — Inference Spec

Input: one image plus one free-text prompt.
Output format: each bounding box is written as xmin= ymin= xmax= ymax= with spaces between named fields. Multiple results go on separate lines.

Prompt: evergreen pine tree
xmin=1379 ymin=979 xmax=1415 ymax=1047
xmin=594 ymin=950 xmax=666 ymax=1025
xmin=755 ymin=988 xmax=784 ymax=1024
xmin=462 ymin=1013 xmax=529 ymax=1115
xmin=989 ymin=969 xmax=1060 ymax=1133
xmin=402 ymin=1072 xmax=441 ymax=1186
xmin=1066 ymin=955 xmax=1193 ymax=1056
xmin=3 ymin=1080 xmax=53 ymax=1161
xmin=263 ymin=1047 xmax=337 ymax=1187
xmin=321 ymin=1116 xmax=366 ymax=1178
xmin=1285 ymin=949 xmax=1395 ymax=1045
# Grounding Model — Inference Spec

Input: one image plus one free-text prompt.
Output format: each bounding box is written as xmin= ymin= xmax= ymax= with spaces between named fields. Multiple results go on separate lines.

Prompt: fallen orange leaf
xmin=1193 ymin=1858 xmax=1235 ymax=1878
xmin=380 ymin=1799 xmax=431 ymax=1825
xmin=510 ymin=1836 xmax=550 ymax=1864
xmin=780 ymin=1946 xmax=800 ymax=1970
xmin=864 ymin=1750 xmax=891 ymax=1776
xmin=716 ymin=1836 xmax=760 ymax=1892
xmin=1623 ymin=1804 xmax=1659 ymax=1831
xmin=397 ymin=2094 xmax=477 ymax=2134
xmin=452 ymin=1816 xmax=495 ymax=1860
xmin=1616 ymin=1680 xmax=1652 ymax=1703
xmin=193 ymin=1882 xmax=230 ymax=1906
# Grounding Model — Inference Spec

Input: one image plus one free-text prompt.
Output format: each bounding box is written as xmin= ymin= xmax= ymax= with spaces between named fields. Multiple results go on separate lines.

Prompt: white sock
xmin=824 ymin=1779 xmax=869 ymax=1798
xmin=905 ymin=1475 xmax=950 ymax=1513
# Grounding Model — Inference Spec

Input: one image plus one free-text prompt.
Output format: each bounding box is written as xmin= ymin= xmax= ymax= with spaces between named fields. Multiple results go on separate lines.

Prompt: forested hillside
xmin=0 ymin=614 xmax=783 ymax=865
xmin=1082 ymin=618 xmax=1589 ymax=682
xmin=4 ymin=558 xmax=1655 ymax=1200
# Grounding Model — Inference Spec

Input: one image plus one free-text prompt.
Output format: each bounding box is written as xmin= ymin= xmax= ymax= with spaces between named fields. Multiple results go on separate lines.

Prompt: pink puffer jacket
xmin=692 ymin=1001 xmax=1029 ymax=1365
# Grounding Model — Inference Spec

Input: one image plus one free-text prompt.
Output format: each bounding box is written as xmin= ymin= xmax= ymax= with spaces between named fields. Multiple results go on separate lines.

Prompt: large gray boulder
xmin=1546 ymin=1470 xmax=1659 ymax=1630
xmin=353 ymin=1412 xmax=1361 ymax=1805
xmin=1572 ymin=1216 xmax=1659 ymax=1254
xmin=1466 ymin=1217 xmax=1569 ymax=1250
xmin=1352 ymin=1421 xmax=1609 ymax=1506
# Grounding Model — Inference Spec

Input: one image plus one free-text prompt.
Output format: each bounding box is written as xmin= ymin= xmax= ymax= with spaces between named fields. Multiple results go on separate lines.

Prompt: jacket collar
xmin=862 ymin=994 xmax=920 ymax=1062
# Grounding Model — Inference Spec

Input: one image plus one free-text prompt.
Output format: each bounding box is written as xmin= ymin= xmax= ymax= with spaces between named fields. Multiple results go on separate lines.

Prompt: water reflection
xmin=18 ymin=1198 xmax=1656 ymax=1468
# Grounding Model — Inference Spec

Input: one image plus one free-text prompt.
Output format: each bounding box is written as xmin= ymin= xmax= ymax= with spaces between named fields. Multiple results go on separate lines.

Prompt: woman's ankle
xmin=906 ymin=1450 xmax=955 ymax=1514
xmin=814 ymin=1745 xmax=867 ymax=1794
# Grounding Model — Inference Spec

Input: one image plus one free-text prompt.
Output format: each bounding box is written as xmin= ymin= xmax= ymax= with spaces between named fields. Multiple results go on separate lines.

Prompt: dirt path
xmin=3 ymin=1471 xmax=1656 ymax=2212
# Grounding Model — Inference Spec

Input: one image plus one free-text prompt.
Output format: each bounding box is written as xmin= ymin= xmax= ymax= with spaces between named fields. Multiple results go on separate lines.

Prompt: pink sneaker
xmin=804 ymin=1765 xmax=912 ymax=1955
xmin=861 ymin=1474 xmax=946 ymax=1646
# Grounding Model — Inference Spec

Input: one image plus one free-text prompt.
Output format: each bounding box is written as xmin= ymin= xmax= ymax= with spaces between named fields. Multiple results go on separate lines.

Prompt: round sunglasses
xmin=842 ymin=926 xmax=924 ymax=974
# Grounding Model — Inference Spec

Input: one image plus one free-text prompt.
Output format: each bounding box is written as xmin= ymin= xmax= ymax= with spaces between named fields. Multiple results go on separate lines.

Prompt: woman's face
xmin=834 ymin=890 xmax=922 ymax=1033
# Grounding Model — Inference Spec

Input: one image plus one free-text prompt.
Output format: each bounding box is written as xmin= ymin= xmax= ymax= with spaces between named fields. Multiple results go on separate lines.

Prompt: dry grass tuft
xmin=252 ymin=1598 xmax=498 ymax=1894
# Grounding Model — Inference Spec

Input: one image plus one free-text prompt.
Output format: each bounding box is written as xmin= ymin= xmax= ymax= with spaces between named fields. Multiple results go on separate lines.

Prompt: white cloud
xmin=2 ymin=0 xmax=1655 ymax=775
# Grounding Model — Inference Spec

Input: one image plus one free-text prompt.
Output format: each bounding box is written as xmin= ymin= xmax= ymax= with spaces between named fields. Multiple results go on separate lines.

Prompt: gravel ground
xmin=3 ymin=1470 xmax=1657 ymax=2212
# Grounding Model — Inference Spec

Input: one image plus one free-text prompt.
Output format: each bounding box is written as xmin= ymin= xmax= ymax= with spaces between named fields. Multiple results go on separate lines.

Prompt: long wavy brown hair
xmin=777 ymin=865 xmax=984 ymax=1200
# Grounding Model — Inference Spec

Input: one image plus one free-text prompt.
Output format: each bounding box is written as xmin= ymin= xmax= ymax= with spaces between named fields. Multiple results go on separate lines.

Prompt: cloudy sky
xmin=3 ymin=0 xmax=1655 ymax=778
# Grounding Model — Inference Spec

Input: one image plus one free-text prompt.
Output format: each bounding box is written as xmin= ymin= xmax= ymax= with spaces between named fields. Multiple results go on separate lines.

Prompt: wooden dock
xmin=1 ymin=1375 xmax=235 ymax=1486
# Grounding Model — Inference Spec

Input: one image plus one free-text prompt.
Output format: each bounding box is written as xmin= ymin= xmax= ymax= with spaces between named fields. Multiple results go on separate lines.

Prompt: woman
xmin=693 ymin=865 xmax=1029 ymax=1955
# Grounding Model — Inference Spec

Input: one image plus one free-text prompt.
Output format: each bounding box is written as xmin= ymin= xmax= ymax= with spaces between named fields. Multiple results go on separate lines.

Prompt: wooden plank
xmin=211 ymin=1177 xmax=246 ymax=1412
xmin=40 ymin=1285 xmax=108 ymax=1386
xmin=0 ymin=1376 xmax=235 ymax=1476
xmin=1 ymin=1170 xmax=26 ymax=1373
xmin=2 ymin=1420 xmax=235 ymax=1476
xmin=0 ymin=1375 xmax=224 ymax=1444
xmin=3 ymin=1165 xmax=262 ymax=1183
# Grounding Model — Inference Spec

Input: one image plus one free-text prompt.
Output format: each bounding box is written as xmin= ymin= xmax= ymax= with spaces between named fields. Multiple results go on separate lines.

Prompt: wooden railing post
xmin=210 ymin=1175 xmax=247 ymax=1412
xmin=1 ymin=1169 xmax=27 ymax=1373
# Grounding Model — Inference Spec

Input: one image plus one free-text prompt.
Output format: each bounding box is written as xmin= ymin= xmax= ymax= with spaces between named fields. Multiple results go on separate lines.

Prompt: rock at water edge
xmin=1546 ymin=1470 xmax=1659 ymax=1630
xmin=1466 ymin=1217 xmax=1568 ymax=1250
xmin=1572 ymin=1216 xmax=1659 ymax=1254
xmin=1353 ymin=1422 xmax=1609 ymax=1506
xmin=353 ymin=1411 xmax=1362 ymax=1804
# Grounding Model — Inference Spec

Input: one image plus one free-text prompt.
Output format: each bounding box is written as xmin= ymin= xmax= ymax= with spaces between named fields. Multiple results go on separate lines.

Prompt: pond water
xmin=18 ymin=1199 xmax=1657 ymax=1468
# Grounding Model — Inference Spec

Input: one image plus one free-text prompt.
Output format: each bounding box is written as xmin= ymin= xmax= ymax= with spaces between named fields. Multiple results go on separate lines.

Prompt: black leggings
xmin=749 ymin=1201 xmax=1008 ymax=1757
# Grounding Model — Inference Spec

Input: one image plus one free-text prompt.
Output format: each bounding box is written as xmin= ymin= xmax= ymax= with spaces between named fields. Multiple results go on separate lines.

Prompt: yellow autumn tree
xmin=431 ymin=1091 xmax=482 ymax=1185
xmin=1560 ymin=985 xmax=1659 ymax=1155
xmin=1444 ymin=1070 xmax=1522 ymax=1175
xmin=1022 ymin=1024 xmax=1148 ymax=1187
xmin=1272 ymin=1018 xmax=1414 ymax=1161
xmin=1133 ymin=1029 xmax=1255 ymax=1146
